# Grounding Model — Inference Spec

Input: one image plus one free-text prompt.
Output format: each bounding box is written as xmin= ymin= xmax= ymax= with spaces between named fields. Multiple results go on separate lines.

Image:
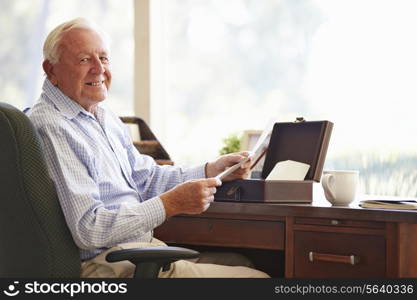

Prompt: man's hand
xmin=205 ymin=151 xmax=252 ymax=181
xmin=160 ymin=178 xmax=222 ymax=218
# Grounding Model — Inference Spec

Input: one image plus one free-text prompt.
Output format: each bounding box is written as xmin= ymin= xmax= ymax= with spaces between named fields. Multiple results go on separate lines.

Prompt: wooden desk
xmin=154 ymin=189 xmax=417 ymax=278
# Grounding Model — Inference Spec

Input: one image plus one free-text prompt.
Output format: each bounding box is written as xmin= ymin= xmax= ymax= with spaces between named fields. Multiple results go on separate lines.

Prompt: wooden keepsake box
xmin=214 ymin=120 xmax=333 ymax=203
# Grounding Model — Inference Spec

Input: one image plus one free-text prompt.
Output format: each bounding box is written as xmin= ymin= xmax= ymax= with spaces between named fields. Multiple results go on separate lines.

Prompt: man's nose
xmin=90 ymin=57 xmax=105 ymax=74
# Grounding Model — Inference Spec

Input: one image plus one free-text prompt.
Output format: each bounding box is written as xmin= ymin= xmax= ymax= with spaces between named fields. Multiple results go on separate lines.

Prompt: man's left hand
xmin=205 ymin=151 xmax=252 ymax=181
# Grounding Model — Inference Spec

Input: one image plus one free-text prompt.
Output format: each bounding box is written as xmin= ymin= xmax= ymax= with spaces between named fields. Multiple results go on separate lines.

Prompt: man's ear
xmin=42 ymin=60 xmax=58 ymax=85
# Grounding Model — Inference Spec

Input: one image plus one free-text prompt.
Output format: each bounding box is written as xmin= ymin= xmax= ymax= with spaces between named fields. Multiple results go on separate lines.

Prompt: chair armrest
xmin=105 ymin=246 xmax=199 ymax=278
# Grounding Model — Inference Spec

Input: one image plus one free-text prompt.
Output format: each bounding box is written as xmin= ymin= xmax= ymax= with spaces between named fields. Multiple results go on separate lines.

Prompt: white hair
xmin=43 ymin=17 xmax=110 ymax=64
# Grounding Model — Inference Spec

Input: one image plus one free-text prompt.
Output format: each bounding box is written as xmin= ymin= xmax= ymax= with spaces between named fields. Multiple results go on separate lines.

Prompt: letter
xmin=25 ymin=283 xmax=34 ymax=294
xmin=118 ymin=283 xmax=128 ymax=294
xmin=70 ymin=283 xmax=81 ymax=297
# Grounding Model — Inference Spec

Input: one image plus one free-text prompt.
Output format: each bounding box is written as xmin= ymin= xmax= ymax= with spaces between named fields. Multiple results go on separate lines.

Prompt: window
xmin=0 ymin=0 xmax=134 ymax=116
xmin=150 ymin=0 xmax=417 ymax=196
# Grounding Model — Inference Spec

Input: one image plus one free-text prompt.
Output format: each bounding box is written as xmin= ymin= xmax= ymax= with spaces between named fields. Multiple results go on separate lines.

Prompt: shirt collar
xmin=42 ymin=78 xmax=105 ymax=121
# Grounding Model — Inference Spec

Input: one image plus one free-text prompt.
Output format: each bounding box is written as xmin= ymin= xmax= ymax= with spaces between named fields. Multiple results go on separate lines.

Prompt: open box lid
xmin=261 ymin=120 xmax=333 ymax=182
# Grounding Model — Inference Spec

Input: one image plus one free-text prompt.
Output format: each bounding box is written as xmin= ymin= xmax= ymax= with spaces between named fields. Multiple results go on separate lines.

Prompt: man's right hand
xmin=160 ymin=178 xmax=222 ymax=218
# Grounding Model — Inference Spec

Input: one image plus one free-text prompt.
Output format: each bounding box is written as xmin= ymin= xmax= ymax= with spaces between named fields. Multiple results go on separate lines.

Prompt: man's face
xmin=45 ymin=28 xmax=112 ymax=111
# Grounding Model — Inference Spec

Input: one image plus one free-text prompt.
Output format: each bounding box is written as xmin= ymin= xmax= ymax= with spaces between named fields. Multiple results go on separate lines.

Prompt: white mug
xmin=321 ymin=170 xmax=359 ymax=205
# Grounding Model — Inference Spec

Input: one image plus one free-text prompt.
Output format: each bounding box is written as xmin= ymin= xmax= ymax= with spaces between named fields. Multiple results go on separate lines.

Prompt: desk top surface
xmin=204 ymin=186 xmax=417 ymax=224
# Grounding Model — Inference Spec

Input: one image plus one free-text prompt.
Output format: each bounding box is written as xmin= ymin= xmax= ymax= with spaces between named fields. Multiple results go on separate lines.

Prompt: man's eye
xmin=100 ymin=57 xmax=109 ymax=63
xmin=80 ymin=58 xmax=89 ymax=63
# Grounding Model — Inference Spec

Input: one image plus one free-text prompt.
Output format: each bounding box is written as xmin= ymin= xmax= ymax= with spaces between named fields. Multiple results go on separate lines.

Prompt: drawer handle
xmin=308 ymin=251 xmax=360 ymax=265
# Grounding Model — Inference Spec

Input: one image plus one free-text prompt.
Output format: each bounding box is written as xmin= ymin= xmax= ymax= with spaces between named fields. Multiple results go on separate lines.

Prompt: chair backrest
xmin=0 ymin=102 xmax=80 ymax=277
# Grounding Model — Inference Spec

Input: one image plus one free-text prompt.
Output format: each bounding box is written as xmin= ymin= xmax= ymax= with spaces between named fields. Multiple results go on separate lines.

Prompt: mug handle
xmin=321 ymin=174 xmax=336 ymax=201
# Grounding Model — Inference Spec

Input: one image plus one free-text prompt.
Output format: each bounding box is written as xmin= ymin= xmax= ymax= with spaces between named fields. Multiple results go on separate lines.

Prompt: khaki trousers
xmin=81 ymin=238 xmax=269 ymax=278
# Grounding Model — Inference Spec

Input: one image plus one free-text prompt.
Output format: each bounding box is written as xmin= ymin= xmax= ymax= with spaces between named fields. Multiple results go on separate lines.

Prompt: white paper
xmin=215 ymin=156 xmax=250 ymax=180
xmin=265 ymin=160 xmax=310 ymax=181
xmin=215 ymin=119 xmax=276 ymax=180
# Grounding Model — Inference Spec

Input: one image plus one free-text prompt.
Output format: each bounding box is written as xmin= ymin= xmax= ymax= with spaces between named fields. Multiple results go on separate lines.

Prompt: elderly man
xmin=27 ymin=18 xmax=268 ymax=278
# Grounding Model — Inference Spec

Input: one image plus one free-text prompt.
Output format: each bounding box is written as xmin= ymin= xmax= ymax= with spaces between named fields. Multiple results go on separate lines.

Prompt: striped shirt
xmin=27 ymin=78 xmax=205 ymax=260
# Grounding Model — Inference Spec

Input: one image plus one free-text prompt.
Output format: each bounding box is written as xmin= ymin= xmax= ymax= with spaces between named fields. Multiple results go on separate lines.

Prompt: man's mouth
xmin=85 ymin=81 xmax=105 ymax=86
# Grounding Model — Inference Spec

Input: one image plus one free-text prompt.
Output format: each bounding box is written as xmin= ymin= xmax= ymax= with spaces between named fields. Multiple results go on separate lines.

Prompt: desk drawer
xmin=155 ymin=216 xmax=284 ymax=250
xmin=293 ymin=231 xmax=385 ymax=277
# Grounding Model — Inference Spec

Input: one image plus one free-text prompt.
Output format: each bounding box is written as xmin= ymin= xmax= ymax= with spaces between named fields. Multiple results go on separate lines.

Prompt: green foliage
xmin=219 ymin=133 xmax=241 ymax=155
